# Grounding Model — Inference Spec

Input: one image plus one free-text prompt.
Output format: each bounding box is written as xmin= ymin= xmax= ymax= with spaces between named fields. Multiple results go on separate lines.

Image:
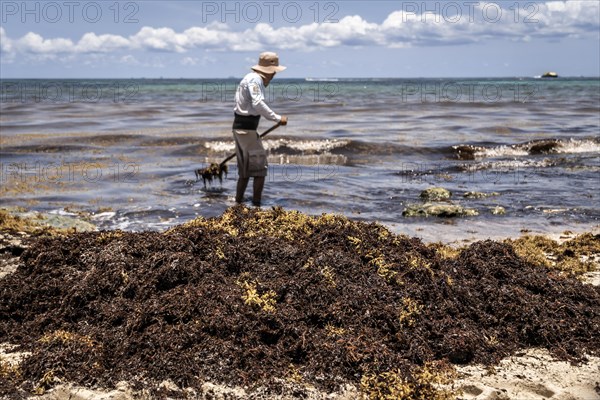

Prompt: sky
xmin=0 ymin=0 xmax=599 ymax=78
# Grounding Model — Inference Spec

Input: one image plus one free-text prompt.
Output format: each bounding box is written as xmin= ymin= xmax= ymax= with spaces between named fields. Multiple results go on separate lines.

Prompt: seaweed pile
xmin=1 ymin=206 xmax=599 ymax=398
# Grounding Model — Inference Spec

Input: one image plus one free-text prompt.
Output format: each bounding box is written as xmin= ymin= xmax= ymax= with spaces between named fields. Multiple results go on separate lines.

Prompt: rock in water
xmin=403 ymin=202 xmax=479 ymax=217
xmin=490 ymin=206 xmax=506 ymax=215
xmin=463 ymin=191 xmax=500 ymax=199
xmin=420 ymin=187 xmax=452 ymax=201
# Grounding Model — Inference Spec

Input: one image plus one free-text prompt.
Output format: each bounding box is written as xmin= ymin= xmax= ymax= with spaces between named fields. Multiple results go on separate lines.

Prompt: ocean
xmin=1 ymin=77 xmax=599 ymax=243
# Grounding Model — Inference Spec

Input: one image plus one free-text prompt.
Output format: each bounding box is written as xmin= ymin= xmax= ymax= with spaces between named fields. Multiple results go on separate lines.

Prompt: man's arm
xmin=248 ymin=80 xmax=281 ymax=122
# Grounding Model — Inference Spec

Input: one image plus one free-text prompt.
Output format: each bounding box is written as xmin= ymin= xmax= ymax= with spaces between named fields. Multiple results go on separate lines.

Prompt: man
xmin=232 ymin=52 xmax=288 ymax=206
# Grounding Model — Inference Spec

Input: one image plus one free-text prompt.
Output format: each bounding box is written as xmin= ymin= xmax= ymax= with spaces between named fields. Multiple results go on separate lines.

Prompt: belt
xmin=232 ymin=113 xmax=260 ymax=130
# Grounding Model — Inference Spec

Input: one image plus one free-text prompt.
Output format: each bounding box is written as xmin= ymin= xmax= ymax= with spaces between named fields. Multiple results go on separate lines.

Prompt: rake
xmin=195 ymin=121 xmax=282 ymax=188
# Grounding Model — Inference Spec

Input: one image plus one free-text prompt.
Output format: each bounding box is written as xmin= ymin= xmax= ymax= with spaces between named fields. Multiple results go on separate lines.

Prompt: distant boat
xmin=542 ymin=72 xmax=558 ymax=78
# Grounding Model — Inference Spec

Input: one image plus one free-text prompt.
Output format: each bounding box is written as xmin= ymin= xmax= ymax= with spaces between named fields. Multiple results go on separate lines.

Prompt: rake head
xmin=195 ymin=163 xmax=228 ymax=188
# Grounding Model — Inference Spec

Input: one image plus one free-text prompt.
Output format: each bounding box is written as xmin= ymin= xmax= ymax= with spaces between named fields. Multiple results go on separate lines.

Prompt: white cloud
xmin=535 ymin=1 xmax=600 ymax=37
xmin=1 ymin=1 xmax=597 ymax=57
xmin=76 ymin=33 xmax=131 ymax=53
xmin=129 ymin=27 xmax=188 ymax=53
xmin=181 ymin=56 xmax=198 ymax=66
xmin=120 ymin=55 xmax=140 ymax=65
xmin=181 ymin=55 xmax=218 ymax=66
xmin=0 ymin=27 xmax=13 ymax=54
xmin=183 ymin=25 xmax=239 ymax=49
xmin=321 ymin=15 xmax=381 ymax=46
xmin=380 ymin=1 xmax=600 ymax=45
xmin=17 ymin=32 xmax=75 ymax=54
xmin=0 ymin=28 xmax=15 ymax=63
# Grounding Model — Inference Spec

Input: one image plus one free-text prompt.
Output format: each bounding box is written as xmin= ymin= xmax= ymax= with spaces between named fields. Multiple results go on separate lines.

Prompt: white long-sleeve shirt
xmin=234 ymin=72 xmax=281 ymax=122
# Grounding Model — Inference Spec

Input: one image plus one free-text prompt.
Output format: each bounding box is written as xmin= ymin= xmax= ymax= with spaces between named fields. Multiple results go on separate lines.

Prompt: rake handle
xmin=219 ymin=121 xmax=282 ymax=168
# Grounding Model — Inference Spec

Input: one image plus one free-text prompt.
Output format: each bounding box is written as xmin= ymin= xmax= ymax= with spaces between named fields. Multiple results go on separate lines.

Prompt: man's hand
xmin=279 ymin=115 xmax=288 ymax=126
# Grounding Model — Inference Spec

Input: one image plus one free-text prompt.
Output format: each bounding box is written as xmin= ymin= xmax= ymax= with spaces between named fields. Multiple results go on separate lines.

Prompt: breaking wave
xmin=453 ymin=138 xmax=600 ymax=160
xmin=204 ymin=138 xmax=351 ymax=155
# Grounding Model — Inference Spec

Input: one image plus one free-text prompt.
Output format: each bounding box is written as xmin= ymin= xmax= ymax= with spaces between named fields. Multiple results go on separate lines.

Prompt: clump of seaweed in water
xmin=0 ymin=206 xmax=599 ymax=398
xmin=194 ymin=163 xmax=228 ymax=188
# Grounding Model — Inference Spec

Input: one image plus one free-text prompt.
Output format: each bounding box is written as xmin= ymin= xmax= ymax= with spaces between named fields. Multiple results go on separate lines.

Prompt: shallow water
xmin=1 ymin=78 xmax=599 ymax=242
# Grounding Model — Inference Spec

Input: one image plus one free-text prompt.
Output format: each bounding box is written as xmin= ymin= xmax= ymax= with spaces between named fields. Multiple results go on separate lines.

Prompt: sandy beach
xmin=10 ymin=349 xmax=600 ymax=400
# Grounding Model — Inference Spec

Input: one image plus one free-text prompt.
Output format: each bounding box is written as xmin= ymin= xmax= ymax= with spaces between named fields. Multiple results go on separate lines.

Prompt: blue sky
xmin=1 ymin=0 xmax=599 ymax=78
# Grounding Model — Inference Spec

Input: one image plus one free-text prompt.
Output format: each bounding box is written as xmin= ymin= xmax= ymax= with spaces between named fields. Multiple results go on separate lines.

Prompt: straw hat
xmin=251 ymin=52 xmax=286 ymax=74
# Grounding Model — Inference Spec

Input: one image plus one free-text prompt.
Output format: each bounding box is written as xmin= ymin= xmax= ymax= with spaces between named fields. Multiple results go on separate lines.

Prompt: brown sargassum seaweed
xmin=1 ymin=206 xmax=599 ymax=398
